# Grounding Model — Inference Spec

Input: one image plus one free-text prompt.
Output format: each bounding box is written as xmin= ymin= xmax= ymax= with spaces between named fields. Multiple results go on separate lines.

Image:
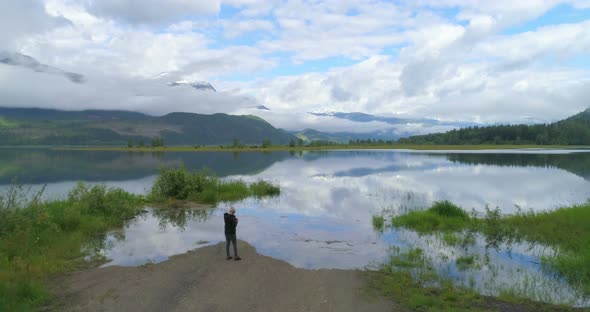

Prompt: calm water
xmin=2 ymin=148 xmax=590 ymax=305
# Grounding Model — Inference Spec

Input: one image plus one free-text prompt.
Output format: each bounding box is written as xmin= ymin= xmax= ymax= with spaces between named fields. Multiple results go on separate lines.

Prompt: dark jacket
xmin=224 ymin=213 xmax=238 ymax=234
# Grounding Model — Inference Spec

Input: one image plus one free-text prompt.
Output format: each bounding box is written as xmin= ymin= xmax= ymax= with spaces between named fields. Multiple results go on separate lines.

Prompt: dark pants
xmin=225 ymin=233 xmax=238 ymax=257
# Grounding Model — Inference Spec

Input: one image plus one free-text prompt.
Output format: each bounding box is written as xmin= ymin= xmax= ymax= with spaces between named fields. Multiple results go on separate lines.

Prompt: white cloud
xmin=81 ymin=0 xmax=221 ymax=26
xmin=223 ymin=19 xmax=275 ymax=38
xmin=261 ymin=1 xmax=410 ymax=61
xmin=0 ymin=0 xmax=589 ymax=134
xmin=475 ymin=20 xmax=590 ymax=62
xmin=0 ymin=65 xmax=254 ymax=115
xmin=0 ymin=0 xmax=69 ymax=49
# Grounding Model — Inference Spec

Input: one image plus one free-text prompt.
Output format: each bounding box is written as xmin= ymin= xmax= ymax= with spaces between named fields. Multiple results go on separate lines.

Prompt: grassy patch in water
xmin=392 ymin=201 xmax=471 ymax=233
xmin=147 ymin=166 xmax=280 ymax=204
xmin=391 ymin=200 xmax=590 ymax=299
xmin=455 ymin=255 xmax=481 ymax=271
xmin=372 ymin=215 xmax=385 ymax=232
xmin=368 ymin=247 xmax=568 ymax=311
xmin=502 ymin=204 xmax=590 ymax=295
xmin=249 ymin=180 xmax=281 ymax=198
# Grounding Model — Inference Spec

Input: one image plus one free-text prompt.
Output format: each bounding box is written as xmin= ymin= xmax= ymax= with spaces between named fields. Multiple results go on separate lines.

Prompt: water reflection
xmin=387 ymin=229 xmax=588 ymax=306
xmin=4 ymin=148 xmax=590 ymax=305
xmin=101 ymin=206 xmax=389 ymax=269
xmin=0 ymin=148 xmax=292 ymax=184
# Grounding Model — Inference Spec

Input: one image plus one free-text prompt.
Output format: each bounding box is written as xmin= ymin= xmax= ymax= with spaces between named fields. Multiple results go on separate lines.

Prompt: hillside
xmin=0 ymin=107 xmax=296 ymax=146
xmin=398 ymin=108 xmax=590 ymax=145
xmin=294 ymin=128 xmax=399 ymax=144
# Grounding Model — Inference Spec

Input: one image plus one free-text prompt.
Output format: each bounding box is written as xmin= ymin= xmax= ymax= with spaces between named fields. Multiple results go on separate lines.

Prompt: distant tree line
xmin=398 ymin=110 xmax=590 ymax=145
xmin=127 ymin=137 xmax=165 ymax=148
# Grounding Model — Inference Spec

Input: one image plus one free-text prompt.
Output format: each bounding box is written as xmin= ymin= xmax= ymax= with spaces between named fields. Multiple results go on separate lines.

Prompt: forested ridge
xmin=398 ymin=108 xmax=590 ymax=145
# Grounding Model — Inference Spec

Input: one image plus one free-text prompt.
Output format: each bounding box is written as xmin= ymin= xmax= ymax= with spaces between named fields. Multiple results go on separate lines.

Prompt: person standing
xmin=224 ymin=207 xmax=241 ymax=261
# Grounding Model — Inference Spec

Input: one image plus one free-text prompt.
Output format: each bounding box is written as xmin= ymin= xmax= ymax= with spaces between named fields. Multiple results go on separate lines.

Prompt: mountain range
xmin=0 ymin=107 xmax=295 ymax=146
xmin=1 ymin=106 xmax=588 ymax=146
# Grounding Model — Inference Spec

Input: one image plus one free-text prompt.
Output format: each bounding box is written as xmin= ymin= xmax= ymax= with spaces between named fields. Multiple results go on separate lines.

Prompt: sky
xmin=0 ymin=0 xmax=589 ymax=133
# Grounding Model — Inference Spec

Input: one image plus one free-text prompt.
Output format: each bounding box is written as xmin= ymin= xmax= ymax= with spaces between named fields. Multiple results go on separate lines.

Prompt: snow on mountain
xmin=168 ymin=79 xmax=216 ymax=92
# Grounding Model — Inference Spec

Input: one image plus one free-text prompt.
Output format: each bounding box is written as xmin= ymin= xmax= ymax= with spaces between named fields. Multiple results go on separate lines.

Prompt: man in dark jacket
xmin=224 ymin=207 xmax=241 ymax=261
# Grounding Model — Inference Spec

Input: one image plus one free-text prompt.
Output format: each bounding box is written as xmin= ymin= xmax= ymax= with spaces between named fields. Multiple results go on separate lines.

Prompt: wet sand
xmin=50 ymin=240 xmax=402 ymax=312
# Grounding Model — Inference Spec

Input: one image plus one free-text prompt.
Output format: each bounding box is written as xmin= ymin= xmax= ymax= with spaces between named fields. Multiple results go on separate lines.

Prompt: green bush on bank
xmin=0 ymin=184 xmax=143 ymax=311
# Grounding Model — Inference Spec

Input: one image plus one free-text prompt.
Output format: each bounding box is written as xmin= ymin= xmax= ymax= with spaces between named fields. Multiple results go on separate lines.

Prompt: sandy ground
xmin=51 ymin=240 xmax=403 ymax=312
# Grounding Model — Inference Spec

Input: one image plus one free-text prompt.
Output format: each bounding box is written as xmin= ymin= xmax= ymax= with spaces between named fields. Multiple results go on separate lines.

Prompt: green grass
xmin=0 ymin=183 xmax=144 ymax=311
xmin=392 ymin=201 xmax=471 ymax=233
xmin=441 ymin=232 xmax=476 ymax=247
xmin=369 ymin=247 xmax=490 ymax=311
xmin=503 ymin=205 xmax=590 ymax=294
xmin=391 ymin=201 xmax=590 ymax=297
xmin=372 ymin=215 xmax=385 ymax=231
xmin=456 ymin=255 xmax=480 ymax=271
xmin=0 ymin=167 xmax=280 ymax=311
xmin=369 ymin=246 xmax=571 ymax=311
xmin=147 ymin=166 xmax=280 ymax=204
xmin=249 ymin=180 xmax=281 ymax=198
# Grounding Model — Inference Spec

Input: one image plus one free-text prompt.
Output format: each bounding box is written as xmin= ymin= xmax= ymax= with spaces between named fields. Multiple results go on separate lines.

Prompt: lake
xmin=2 ymin=148 xmax=590 ymax=305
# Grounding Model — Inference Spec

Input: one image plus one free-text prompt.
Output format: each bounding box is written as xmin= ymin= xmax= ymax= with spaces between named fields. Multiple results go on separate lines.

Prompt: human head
xmin=229 ymin=207 xmax=236 ymax=215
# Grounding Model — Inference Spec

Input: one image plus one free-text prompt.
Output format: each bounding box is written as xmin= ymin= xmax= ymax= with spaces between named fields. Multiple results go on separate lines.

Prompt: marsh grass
xmin=249 ymin=180 xmax=281 ymax=198
xmin=392 ymin=201 xmax=471 ymax=233
xmin=455 ymin=255 xmax=481 ymax=271
xmin=370 ymin=245 xmax=573 ymax=311
xmin=390 ymin=200 xmax=590 ymax=299
xmin=503 ymin=205 xmax=590 ymax=295
xmin=440 ymin=232 xmax=475 ymax=247
xmin=148 ymin=166 xmax=280 ymax=204
xmin=1 ymin=167 xmax=280 ymax=311
xmin=370 ymin=247 xmax=487 ymax=311
xmin=372 ymin=215 xmax=385 ymax=232
xmin=0 ymin=183 xmax=143 ymax=311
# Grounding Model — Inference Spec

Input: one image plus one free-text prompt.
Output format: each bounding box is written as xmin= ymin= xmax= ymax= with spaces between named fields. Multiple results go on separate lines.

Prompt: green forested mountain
xmin=0 ymin=107 xmax=296 ymax=146
xmin=398 ymin=108 xmax=590 ymax=145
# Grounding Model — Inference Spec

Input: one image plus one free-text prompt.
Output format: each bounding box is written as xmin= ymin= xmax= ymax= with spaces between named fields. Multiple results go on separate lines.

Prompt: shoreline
xmin=49 ymin=241 xmax=577 ymax=312
xmin=52 ymin=144 xmax=590 ymax=152
xmin=49 ymin=241 xmax=400 ymax=312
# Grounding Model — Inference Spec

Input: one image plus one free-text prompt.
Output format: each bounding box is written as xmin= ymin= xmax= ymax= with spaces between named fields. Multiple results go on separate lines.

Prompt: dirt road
xmin=51 ymin=240 xmax=402 ymax=312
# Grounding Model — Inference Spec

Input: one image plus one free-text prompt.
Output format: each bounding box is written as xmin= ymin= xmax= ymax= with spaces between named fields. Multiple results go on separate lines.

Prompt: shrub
xmin=148 ymin=167 xmax=280 ymax=204
xmin=249 ymin=180 xmax=281 ymax=198
xmin=372 ymin=215 xmax=385 ymax=231
xmin=430 ymin=200 xmax=469 ymax=219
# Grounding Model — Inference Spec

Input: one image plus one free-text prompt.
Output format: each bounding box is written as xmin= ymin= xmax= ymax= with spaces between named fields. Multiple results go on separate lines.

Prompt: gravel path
xmin=51 ymin=240 xmax=402 ymax=312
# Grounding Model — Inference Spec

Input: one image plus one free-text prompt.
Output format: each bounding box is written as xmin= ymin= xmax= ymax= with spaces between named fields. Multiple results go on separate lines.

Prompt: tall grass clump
xmin=392 ymin=200 xmax=472 ymax=233
xmin=0 ymin=183 xmax=143 ymax=311
xmin=249 ymin=180 xmax=281 ymax=198
xmin=372 ymin=215 xmax=385 ymax=231
xmin=148 ymin=166 xmax=280 ymax=204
